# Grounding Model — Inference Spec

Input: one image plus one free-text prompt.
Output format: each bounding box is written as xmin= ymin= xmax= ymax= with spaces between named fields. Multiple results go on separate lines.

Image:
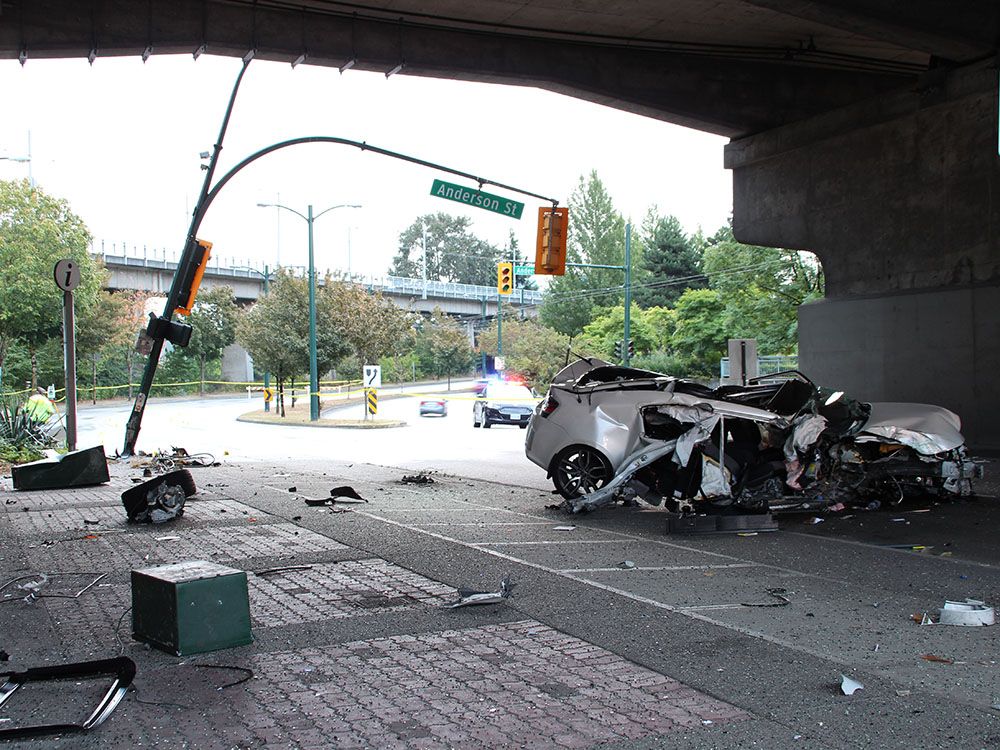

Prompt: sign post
xmin=53 ymin=259 xmax=81 ymax=451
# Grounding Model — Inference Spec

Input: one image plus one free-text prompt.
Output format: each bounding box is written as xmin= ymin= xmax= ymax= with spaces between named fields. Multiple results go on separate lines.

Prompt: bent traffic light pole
xmin=121 ymin=65 xmax=562 ymax=456
xmin=122 ymin=59 xmax=251 ymax=456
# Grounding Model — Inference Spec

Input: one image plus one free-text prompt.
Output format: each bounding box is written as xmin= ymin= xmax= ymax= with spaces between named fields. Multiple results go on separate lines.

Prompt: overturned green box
xmin=131 ymin=560 xmax=252 ymax=656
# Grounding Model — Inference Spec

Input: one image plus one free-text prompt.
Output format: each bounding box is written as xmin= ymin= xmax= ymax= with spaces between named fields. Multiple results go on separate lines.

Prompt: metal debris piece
xmin=402 ymin=474 xmax=434 ymax=484
xmin=742 ymin=587 xmax=791 ymax=607
xmin=921 ymin=654 xmax=954 ymax=664
xmin=939 ymin=599 xmax=995 ymax=627
xmin=840 ymin=674 xmax=864 ymax=696
xmin=0 ymin=656 xmax=135 ymax=739
xmin=619 ymin=560 xmax=636 ymax=569
xmin=447 ymin=578 xmax=513 ymax=609
xmin=254 ymin=565 xmax=314 ymax=577
xmin=553 ymin=525 xmax=576 ymax=531
xmin=329 ymin=486 xmax=367 ymax=503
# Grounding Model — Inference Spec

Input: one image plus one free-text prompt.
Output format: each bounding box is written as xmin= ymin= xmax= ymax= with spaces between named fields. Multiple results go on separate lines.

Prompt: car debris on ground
xmin=402 ymin=474 xmax=435 ymax=485
xmin=840 ymin=674 xmax=864 ymax=696
xmin=121 ymin=469 xmax=197 ymax=523
xmin=0 ymin=656 xmax=135 ymax=739
xmin=526 ymin=359 xmax=982 ymax=515
xmin=446 ymin=578 xmax=513 ymax=609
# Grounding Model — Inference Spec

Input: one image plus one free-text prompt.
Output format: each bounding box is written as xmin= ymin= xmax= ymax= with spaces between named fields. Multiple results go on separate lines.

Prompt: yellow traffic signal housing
xmin=497 ymin=262 xmax=514 ymax=295
xmin=175 ymin=238 xmax=213 ymax=316
xmin=535 ymin=206 xmax=568 ymax=275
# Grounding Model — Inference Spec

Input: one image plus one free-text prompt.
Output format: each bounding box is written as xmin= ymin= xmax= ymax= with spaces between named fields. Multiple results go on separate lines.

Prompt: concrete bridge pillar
xmin=726 ymin=61 xmax=1000 ymax=448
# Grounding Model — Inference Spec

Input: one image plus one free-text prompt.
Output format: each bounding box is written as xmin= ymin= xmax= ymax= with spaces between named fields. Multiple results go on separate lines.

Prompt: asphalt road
xmin=76 ymin=389 xmax=551 ymax=490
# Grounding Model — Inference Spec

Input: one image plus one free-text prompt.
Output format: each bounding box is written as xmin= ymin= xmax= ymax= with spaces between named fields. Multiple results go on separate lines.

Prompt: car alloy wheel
xmin=551 ymin=445 xmax=613 ymax=500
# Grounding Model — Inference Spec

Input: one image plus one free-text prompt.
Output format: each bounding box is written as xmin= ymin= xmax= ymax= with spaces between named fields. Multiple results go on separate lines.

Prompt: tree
xmin=236 ymin=270 xmax=347 ymax=416
xmin=702 ymin=226 xmax=824 ymax=354
xmin=414 ymin=309 xmax=473 ymax=388
xmin=76 ymin=291 xmax=131 ymax=403
xmin=325 ymin=279 xmax=414 ymax=373
xmin=576 ymin=304 xmax=656 ymax=361
xmin=539 ymin=172 xmax=626 ymax=337
xmin=114 ymin=291 xmax=152 ymax=399
xmin=477 ymin=312 xmax=571 ymax=390
xmin=670 ymin=288 xmax=728 ymax=377
xmin=389 ymin=213 xmax=502 ymax=286
xmin=634 ymin=208 xmax=706 ymax=308
xmin=0 ymin=179 xmax=102 ymax=387
xmin=177 ymin=286 xmax=239 ymax=396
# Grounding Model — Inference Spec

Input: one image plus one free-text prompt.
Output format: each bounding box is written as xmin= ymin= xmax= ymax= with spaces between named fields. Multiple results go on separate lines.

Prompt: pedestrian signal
xmin=497 ymin=262 xmax=514 ymax=295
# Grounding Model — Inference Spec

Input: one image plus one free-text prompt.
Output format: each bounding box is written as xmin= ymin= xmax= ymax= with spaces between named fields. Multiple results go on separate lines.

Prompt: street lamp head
xmin=257 ymin=202 xmax=273 ymax=208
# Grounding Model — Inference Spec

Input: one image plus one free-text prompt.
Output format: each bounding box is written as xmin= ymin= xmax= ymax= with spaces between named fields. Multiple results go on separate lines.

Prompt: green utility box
xmin=131 ymin=560 xmax=252 ymax=656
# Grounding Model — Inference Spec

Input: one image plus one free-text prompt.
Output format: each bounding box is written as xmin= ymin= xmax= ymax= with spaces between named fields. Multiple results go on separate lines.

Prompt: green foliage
xmin=236 ymin=270 xmax=346 ymax=389
xmin=0 ymin=179 xmax=102 ymax=371
xmin=477 ymin=312 xmax=571 ymax=390
xmin=413 ymin=309 xmax=474 ymax=385
xmin=539 ymin=172 xmax=627 ymax=336
xmin=179 ymin=286 xmax=238 ymax=371
xmin=390 ymin=213 xmax=502 ymax=286
xmin=634 ymin=209 xmax=706 ymax=308
xmin=702 ymin=226 xmax=823 ymax=354
xmin=327 ymin=278 xmax=415 ymax=368
xmin=153 ymin=348 xmax=201 ymax=396
xmin=577 ymin=305 xmax=656 ymax=361
xmin=670 ymin=288 xmax=728 ymax=377
xmin=0 ymin=398 xmax=52 ymax=457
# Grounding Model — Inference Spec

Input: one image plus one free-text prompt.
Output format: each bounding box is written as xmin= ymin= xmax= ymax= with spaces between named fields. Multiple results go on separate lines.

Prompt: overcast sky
xmin=0 ymin=54 xmax=733 ymax=281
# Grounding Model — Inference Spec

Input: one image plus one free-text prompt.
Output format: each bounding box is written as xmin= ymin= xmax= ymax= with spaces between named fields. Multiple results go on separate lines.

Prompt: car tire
xmin=519 ymin=423 xmax=528 ymax=429
xmin=551 ymin=445 xmax=613 ymax=500
xmin=482 ymin=419 xmax=492 ymax=429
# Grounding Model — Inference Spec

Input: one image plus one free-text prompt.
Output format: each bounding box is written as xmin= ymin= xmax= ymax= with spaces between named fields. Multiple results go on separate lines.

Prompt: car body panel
xmin=526 ymin=360 xmax=982 ymax=513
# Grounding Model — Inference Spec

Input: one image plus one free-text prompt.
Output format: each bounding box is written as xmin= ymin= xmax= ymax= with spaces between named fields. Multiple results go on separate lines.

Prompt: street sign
xmin=53 ymin=259 xmax=81 ymax=292
xmin=495 ymin=356 xmax=505 ymax=371
xmin=366 ymin=388 xmax=378 ymax=416
xmin=363 ymin=364 xmax=382 ymax=388
xmin=514 ymin=264 xmax=534 ymax=275
xmin=263 ymin=387 xmax=273 ymax=403
xmin=430 ymin=179 xmax=524 ymax=219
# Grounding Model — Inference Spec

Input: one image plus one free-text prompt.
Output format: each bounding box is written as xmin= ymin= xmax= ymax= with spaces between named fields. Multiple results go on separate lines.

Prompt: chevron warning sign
xmin=366 ymin=388 xmax=378 ymax=416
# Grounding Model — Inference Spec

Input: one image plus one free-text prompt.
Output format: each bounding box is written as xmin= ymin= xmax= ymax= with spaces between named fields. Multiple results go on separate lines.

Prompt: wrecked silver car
xmin=525 ymin=359 xmax=982 ymax=514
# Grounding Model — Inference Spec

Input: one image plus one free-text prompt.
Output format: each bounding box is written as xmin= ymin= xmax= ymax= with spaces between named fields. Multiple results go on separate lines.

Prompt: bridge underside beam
xmin=1 ymin=0 xmax=911 ymax=137
xmin=726 ymin=60 xmax=1000 ymax=448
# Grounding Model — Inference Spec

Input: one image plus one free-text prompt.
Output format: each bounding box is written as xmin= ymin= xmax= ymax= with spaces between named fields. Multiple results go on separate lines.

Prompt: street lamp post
xmin=257 ymin=202 xmax=361 ymax=421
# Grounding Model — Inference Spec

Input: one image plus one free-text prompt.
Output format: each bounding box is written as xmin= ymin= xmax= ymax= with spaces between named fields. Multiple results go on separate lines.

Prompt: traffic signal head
xmin=613 ymin=340 xmax=622 ymax=359
xmin=497 ymin=262 xmax=514 ymax=295
xmin=174 ymin=238 xmax=213 ymax=316
xmin=535 ymin=206 xmax=568 ymax=275
xmin=627 ymin=339 xmax=635 ymax=356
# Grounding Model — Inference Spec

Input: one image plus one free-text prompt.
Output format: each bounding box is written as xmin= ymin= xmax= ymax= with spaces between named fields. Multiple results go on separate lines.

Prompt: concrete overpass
xmin=4 ymin=1 xmax=999 ymax=445
xmin=98 ymin=250 xmax=542 ymax=318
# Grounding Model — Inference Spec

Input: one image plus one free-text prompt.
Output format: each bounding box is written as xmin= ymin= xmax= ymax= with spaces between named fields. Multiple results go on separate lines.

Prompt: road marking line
xmin=561 ymin=563 xmax=760 ymax=573
xmin=353 ymin=508 xmax=856 ymax=668
xmin=479 ymin=540 xmax=625 ymax=546
xmin=418 ymin=522 xmax=554 ymax=527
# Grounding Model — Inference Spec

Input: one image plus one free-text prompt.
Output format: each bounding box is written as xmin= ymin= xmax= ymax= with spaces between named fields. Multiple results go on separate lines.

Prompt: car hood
xmin=858 ymin=402 xmax=965 ymax=454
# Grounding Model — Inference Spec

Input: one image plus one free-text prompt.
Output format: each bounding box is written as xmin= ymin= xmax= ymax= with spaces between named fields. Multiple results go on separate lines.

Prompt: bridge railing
xmin=95 ymin=250 xmax=544 ymax=305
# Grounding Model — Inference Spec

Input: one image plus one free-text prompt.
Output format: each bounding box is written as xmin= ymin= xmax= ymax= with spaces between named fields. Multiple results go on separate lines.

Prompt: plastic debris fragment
xmin=840 ymin=674 xmax=864 ymax=695
xmin=447 ymin=578 xmax=513 ymax=609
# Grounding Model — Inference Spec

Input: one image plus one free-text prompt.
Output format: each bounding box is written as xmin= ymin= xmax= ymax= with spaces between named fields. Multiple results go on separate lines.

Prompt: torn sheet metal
xmin=446 ymin=578 xmax=513 ymax=609
xmin=527 ymin=359 xmax=983 ymax=516
xmin=0 ymin=656 xmax=135 ymax=739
